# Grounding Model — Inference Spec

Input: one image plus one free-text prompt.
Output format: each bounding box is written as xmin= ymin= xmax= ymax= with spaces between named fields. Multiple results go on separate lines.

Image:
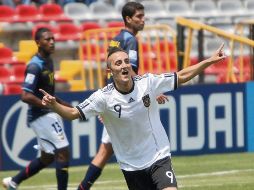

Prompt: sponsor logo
xmin=1 ymin=101 xmax=38 ymax=167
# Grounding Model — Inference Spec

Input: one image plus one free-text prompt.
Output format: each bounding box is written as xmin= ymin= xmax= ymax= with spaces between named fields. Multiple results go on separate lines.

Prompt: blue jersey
xmin=109 ymin=29 xmax=139 ymax=74
xmin=22 ymin=54 xmax=55 ymax=122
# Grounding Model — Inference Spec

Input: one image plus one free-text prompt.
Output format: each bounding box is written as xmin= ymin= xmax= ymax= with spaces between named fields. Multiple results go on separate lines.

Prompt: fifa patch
xmin=142 ymin=94 xmax=150 ymax=107
xmin=109 ymin=40 xmax=120 ymax=47
xmin=129 ymin=50 xmax=137 ymax=60
xmin=25 ymin=73 xmax=35 ymax=84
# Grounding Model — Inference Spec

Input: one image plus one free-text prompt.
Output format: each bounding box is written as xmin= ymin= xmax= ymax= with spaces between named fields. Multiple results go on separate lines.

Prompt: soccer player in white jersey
xmin=40 ymin=45 xmax=226 ymax=190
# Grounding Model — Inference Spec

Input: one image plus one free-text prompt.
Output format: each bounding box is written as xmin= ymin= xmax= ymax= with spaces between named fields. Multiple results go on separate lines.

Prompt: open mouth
xmin=122 ymin=70 xmax=129 ymax=75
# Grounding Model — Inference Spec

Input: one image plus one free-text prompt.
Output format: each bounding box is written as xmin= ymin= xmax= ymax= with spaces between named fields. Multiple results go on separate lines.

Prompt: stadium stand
xmin=0 ymin=46 xmax=15 ymax=65
xmin=11 ymin=64 xmax=26 ymax=83
xmin=165 ymin=0 xmax=192 ymax=18
xmin=141 ymin=0 xmax=169 ymax=20
xmin=15 ymin=4 xmax=40 ymax=23
xmin=13 ymin=40 xmax=37 ymax=63
xmin=54 ymin=23 xmax=82 ymax=41
xmin=0 ymin=66 xmax=13 ymax=83
xmin=217 ymin=0 xmax=246 ymax=17
xmin=89 ymin=1 xmax=121 ymax=22
xmin=2 ymin=83 xmax=22 ymax=95
xmin=191 ymin=0 xmax=219 ymax=19
xmin=55 ymin=60 xmax=86 ymax=91
xmin=63 ymin=2 xmax=93 ymax=23
xmin=38 ymin=3 xmax=72 ymax=23
xmin=0 ymin=5 xmax=15 ymax=23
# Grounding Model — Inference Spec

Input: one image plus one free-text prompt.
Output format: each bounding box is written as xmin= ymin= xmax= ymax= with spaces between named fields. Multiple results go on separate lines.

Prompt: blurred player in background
xmin=2 ymin=28 xmax=70 ymax=190
xmin=40 ymin=44 xmax=226 ymax=190
xmin=77 ymin=2 xmax=168 ymax=189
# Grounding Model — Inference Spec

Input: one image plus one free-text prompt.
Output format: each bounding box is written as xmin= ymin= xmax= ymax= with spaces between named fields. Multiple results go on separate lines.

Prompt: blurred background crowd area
xmin=0 ymin=0 xmax=254 ymax=95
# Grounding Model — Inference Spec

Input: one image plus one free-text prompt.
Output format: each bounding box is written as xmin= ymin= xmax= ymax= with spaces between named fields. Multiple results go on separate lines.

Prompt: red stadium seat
xmin=0 ymin=5 xmax=16 ymax=23
xmin=54 ymin=23 xmax=81 ymax=41
xmin=0 ymin=47 xmax=15 ymax=65
xmin=106 ymin=21 xmax=125 ymax=28
xmin=80 ymin=22 xmax=101 ymax=31
xmin=32 ymin=23 xmax=57 ymax=39
xmin=39 ymin=3 xmax=72 ymax=22
xmin=0 ymin=66 xmax=13 ymax=83
xmin=81 ymin=44 xmax=106 ymax=61
xmin=15 ymin=4 xmax=40 ymax=22
xmin=11 ymin=64 xmax=26 ymax=83
xmin=3 ymin=83 xmax=22 ymax=95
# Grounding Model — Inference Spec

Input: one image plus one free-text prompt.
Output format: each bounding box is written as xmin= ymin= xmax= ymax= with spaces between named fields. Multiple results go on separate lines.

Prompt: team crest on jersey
xmin=142 ymin=94 xmax=150 ymax=107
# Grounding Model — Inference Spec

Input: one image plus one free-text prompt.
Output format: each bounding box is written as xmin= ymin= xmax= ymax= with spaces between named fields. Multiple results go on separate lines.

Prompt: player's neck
xmin=114 ymin=79 xmax=133 ymax=94
xmin=125 ymin=27 xmax=138 ymax=36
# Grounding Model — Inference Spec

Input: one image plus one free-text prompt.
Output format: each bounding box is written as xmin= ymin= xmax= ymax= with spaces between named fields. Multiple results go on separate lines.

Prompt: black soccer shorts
xmin=122 ymin=156 xmax=177 ymax=190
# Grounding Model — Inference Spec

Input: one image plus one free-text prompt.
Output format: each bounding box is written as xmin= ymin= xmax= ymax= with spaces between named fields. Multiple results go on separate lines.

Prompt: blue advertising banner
xmin=0 ymin=83 xmax=249 ymax=171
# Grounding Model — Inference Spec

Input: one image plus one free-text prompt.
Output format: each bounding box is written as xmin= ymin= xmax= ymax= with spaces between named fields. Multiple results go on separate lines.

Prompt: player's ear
xmin=126 ymin=16 xmax=132 ymax=24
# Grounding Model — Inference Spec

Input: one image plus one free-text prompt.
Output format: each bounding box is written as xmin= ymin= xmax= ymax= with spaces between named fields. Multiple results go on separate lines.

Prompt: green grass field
xmin=1 ymin=152 xmax=254 ymax=190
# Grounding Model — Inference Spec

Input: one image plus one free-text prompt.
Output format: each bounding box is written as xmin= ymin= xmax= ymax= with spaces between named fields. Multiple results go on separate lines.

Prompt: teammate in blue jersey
xmin=2 ymin=28 xmax=70 ymax=190
xmin=77 ymin=2 xmax=168 ymax=189
xmin=40 ymin=45 xmax=226 ymax=190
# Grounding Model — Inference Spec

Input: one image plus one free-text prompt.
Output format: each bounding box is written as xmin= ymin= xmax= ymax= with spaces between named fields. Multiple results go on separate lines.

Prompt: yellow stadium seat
xmin=13 ymin=40 xmax=37 ymax=63
xmin=55 ymin=60 xmax=86 ymax=91
xmin=0 ymin=43 xmax=4 ymax=48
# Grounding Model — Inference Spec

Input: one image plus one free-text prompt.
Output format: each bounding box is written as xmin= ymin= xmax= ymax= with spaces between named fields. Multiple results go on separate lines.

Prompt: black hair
xmin=34 ymin=27 xmax=51 ymax=41
xmin=122 ymin=1 xmax=144 ymax=24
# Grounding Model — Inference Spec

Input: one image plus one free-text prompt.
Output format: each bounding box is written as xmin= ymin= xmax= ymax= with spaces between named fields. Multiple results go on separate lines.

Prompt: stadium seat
xmin=55 ymin=60 xmax=86 ymax=91
xmin=63 ymin=2 xmax=93 ymax=22
xmin=32 ymin=23 xmax=57 ymax=39
xmin=39 ymin=3 xmax=72 ymax=22
xmin=191 ymin=0 xmax=219 ymax=18
xmin=0 ymin=47 xmax=15 ymax=65
xmin=89 ymin=1 xmax=120 ymax=21
xmin=15 ymin=4 xmax=40 ymax=23
xmin=14 ymin=40 xmax=37 ymax=63
xmin=106 ymin=21 xmax=125 ymax=28
xmin=165 ymin=0 xmax=192 ymax=18
xmin=2 ymin=83 xmax=22 ymax=95
xmin=81 ymin=22 xmax=102 ymax=31
xmin=141 ymin=1 xmax=169 ymax=20
xmin=81 ymin=44 xmax=106 ymax=61
xmin=54 ymin=23 xmax=82 ymax=41
xmin=0 ymin=66 xmax=13 ymax=83
xmin=217 ymin=0 xmax=246 ymax=17
xmin=244 ymin=0 xmax=254 ymax=15
xmin=0 ymin=5 xmax=16 ymax=23
xmin=11 ymin=64 xmax=26 ymax=83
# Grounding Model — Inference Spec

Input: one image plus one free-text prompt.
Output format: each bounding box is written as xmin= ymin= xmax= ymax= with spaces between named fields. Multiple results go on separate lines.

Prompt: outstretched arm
xmin=39 ymin=89 xmax=80 ymax=120
xmin=177 ymin=43 xmax=226 ymax=85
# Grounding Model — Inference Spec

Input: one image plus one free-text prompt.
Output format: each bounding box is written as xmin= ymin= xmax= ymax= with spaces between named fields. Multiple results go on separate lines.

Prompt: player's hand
xmin=210 ymin=43 xmax=227 ymax=63
xmin=39 ymin=89 xmax=57 ymax=108
xmin=156 ymin=94 xmax=169 ymax=104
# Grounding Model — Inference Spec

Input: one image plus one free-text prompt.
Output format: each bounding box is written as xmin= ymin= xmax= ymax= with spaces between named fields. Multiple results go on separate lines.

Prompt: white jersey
xmin=76 ymin=73 xmax=178 ymax=171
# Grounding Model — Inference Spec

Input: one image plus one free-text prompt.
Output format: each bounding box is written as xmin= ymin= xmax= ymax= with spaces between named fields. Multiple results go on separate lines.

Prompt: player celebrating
xmin=78 ymin=2 xmax=168 ymax=189
xmin=40 ymin=45 xmax=226 ymax=190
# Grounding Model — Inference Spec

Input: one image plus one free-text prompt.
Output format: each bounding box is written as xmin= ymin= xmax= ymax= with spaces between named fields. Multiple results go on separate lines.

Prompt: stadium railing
xmin=176 ymin=17 xmax=254 ymax=83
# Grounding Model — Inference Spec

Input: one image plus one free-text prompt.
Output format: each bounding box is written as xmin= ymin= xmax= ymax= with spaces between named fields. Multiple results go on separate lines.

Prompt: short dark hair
xmin=107 ymin=47 xmax=127 ymax=58
xmin=122 ymin=2 xmax=144 ymax=24
xmin=107 ymin=47 xmax=128 ymax=68
xmin=34 ymin=27 xmax=51 ymax=41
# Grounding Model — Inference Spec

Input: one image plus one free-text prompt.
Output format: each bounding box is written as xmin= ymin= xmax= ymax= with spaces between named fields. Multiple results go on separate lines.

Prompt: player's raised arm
xmin=177 ymin=43 xmax=226 ymax=85
xmin=39 ymin=89 xmax=80 ymax=120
